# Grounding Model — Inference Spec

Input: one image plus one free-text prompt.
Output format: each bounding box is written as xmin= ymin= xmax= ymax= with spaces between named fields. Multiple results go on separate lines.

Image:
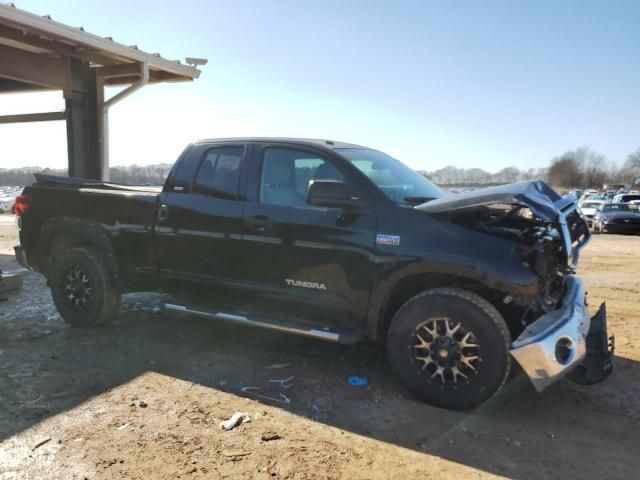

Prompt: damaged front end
xmin=418 ymin=181 xmax=614 ymax=390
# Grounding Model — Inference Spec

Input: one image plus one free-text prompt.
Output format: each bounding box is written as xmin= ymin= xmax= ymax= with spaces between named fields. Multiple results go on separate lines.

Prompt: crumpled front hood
xmin=416 ymin=180 xmax=564 ymax=221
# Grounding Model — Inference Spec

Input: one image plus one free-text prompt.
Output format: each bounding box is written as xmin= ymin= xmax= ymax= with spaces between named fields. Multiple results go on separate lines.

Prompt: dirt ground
xmin=0 ymin=213 xmax=638 ymax=480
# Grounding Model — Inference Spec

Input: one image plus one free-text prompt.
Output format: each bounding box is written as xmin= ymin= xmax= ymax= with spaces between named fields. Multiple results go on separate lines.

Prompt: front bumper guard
xmin=510 ymin=276 xmax=613 ymax=392
xmin=556 ymin=199 xmax=590 ymax=269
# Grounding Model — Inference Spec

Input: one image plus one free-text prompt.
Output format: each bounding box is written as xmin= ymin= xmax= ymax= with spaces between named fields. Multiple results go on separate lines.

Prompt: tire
xmin=50 ymin=247 xmax=121 ymax=327
xmin=387 ymin=287 xmax=511 ymax=410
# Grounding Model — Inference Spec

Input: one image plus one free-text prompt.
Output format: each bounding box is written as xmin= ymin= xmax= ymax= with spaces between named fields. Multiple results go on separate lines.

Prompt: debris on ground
xmin=220 ymin=412 xmax=251 ymax=431
xmin=241 ymin=387 xmax=291 ymax=404
xmin=221 ymin=450 xmax=251 ymax=458
xmin=261 ymin=431 xmax=282 ymax=442
xmin=268 ymin=376 xmax=294 ymax=388
xmin=30 ymin=436 xmax=51 ymax=450
xmin=348 ymin=375 xmax=368 ymax=387
xmin=265 ymin=363 xmax=291 ymax=369
xmin=138 ymin=400 xmax=148 ymax=408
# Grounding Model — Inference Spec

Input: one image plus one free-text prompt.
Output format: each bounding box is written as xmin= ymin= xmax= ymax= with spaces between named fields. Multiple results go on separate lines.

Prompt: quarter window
xmin=194 ymin=147 xmax=243 ymax=199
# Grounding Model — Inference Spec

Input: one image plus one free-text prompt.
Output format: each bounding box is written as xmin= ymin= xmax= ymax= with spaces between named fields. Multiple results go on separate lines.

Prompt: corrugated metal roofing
xmin=0 ymin=2 xmax=202 ymax=82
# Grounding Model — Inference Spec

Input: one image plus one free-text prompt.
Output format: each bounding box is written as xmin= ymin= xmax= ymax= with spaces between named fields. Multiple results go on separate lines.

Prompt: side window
xmin=167 ymin=148 xmax=200 ymax=192
xmin=260 ymin=148 xmax=344 ymax=207
xmin=193 ymin=147 xmax=243 ymax=199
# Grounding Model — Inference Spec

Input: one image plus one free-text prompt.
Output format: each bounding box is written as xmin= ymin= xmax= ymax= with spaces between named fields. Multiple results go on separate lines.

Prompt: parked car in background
xmin=0 ymin=186 xmax=22 ymax=213
xmin=593 ymin=203 xmax=640 ymax=234
xmin=567 ymin=189 xmax=583 ymax=199
xmin=0 ymin=197 xmax=15 ymax=213
xmin=578 ymin=194 xmax=606 ymax=207
xmin=579 ymin=200 xmax=605 ymax=226
xmin=612 ymin=193 xmax=640 ymax=204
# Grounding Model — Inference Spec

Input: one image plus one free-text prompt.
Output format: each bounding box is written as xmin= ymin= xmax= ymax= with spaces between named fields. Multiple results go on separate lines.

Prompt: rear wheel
xmin=50 ymin=247 xmax=121 ymax=327
xmin=387 ymin=288 xmax=511 ymax=410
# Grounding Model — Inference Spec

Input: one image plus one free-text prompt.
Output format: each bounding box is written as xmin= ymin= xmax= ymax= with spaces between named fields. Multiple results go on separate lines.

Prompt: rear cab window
xmin=194 ymin=147 xmax=244 ymax=200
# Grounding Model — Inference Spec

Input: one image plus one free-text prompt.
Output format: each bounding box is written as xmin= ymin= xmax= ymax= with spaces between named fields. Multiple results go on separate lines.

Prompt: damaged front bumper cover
xmin=510 ymin=275 xmax=613 ymax=392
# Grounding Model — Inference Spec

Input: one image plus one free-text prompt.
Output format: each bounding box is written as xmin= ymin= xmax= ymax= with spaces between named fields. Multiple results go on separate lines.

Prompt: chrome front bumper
xmin=510 ymin=275 xmax=590 ymax=391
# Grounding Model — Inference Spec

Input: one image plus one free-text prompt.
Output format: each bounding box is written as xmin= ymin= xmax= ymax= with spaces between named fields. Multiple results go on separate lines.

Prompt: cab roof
xmin=194 ymin=137 xmax=368 ymax=151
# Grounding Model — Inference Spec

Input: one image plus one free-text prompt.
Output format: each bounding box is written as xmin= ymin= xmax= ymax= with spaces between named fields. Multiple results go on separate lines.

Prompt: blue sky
xmin=1 ymin=0 xmax=638 ymax=171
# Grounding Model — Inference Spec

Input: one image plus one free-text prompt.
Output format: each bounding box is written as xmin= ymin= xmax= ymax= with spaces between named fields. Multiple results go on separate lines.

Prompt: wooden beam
xmin=103 ymin=70 xmax=192 ymax=86
xmin=0 ymin=24 xmax=122 ymax=66
xmin=0 ymin=78 xmax=48 ymax=93
xmin=0 ymin=111 xmax=66 ymax=124
xmin=94 ymin=62 xmax=142 ymax=78
xmin=0 ymin=43 xmax=70 ymax=89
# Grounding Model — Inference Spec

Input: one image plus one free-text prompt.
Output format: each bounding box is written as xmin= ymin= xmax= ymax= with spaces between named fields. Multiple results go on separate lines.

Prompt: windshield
xmin=602 ymin=203 xmax=639 ymax=212
xmin=337 ymin=148 xmax=443 ymax=205
xmin=581 ymin=202 xmax=602 ymax=209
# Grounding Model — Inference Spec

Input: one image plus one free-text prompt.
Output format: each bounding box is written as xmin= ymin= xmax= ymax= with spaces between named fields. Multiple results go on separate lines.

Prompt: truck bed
xmin=20 ymin=175 xmax=162 ymax=291
xmin=34 ymin=173 xmax=162 ymax=193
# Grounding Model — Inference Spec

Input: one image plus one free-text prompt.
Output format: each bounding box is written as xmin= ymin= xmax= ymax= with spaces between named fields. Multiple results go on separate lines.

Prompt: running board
xmin=164 ymin=303 xmax=358 ymax=343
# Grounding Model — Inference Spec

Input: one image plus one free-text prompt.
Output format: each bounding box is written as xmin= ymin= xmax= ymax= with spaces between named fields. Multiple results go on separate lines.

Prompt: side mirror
xmin=306 ymin=180 xmax=363 ymax=212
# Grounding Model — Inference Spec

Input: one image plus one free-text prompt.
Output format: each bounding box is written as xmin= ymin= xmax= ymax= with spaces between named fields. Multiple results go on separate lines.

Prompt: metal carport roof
xmin=0 ymin=2 xmax=206 ymax=179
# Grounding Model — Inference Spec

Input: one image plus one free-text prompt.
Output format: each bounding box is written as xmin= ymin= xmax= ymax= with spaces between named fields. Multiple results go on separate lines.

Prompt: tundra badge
xmin=376 ymin=234 xmax=400 ymax=246
xmin=285 ymin=279 xmax=327 ymax=290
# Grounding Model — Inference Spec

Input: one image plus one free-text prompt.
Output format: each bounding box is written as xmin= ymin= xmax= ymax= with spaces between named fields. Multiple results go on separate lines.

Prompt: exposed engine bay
xmin=418 ymin=181 xmax=591 ymax=323
xmin=434 ymin=204 xmax=567 ymax=315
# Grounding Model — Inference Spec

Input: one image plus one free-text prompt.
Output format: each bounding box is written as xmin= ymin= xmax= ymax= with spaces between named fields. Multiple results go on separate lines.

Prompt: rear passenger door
xmin=154 ymin=143 xmax=249 ymax=307
xmin=239 ymin=144 xmax=377 ymax=332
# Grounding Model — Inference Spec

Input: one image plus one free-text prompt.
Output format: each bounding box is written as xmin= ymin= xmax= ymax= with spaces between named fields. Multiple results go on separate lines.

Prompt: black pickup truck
xmin=14 ymin=138 xmax=613 ymax=409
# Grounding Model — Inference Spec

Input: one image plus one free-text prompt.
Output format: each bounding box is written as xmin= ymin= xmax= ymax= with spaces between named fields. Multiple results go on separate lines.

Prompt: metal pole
xmin=100 ymin=62 xmax=148 ymax=181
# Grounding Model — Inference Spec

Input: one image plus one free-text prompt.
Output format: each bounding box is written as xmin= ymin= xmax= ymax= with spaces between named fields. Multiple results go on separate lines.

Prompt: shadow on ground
xmin=1 ymin=267 xmax=638 ymax=479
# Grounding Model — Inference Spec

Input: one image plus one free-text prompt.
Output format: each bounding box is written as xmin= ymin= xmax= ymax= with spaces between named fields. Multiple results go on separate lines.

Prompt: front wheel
xmin=50 ymin=247 xmax=121 ymax=327
xmin=387 ymin=288 xmax=511 ymax=410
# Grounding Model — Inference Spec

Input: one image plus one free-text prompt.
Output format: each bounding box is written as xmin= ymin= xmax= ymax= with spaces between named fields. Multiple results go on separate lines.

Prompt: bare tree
xmin=620 ymin=148 xmax=640 ymax=185
xmin=548 ymin=155 xmax=580 ymax=187
xmin=547 ymin=146 xmax=609 ymax=188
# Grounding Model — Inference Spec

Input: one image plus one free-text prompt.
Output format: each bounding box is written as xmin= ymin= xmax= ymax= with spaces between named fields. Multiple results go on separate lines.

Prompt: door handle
xmin=245 ymin=215 xmax=273 ymax=232
xmin=158 ymin=204 xmax=170 ymax=222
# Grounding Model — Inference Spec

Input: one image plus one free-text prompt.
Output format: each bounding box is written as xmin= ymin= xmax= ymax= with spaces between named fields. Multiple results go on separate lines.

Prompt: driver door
xmin=238 ymin=144 xmax=378 ymax=332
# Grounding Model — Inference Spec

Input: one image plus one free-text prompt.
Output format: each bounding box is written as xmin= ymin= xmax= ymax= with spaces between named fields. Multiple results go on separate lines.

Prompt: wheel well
xmin=44 ymin=232 xmax=97 ymax=276
xmin=378 ymin=273 xmax=519 ymax=342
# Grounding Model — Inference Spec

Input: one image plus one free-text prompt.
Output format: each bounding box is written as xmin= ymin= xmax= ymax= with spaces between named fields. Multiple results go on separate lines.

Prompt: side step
xmin=164 ymin=303 xmax=361 ymax=343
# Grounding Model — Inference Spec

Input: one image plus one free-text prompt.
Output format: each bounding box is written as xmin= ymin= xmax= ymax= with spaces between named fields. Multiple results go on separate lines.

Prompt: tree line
xmin=0 ymin=164 xmax=173 ymax=186
xmin=546 ymin=146 xmax=640 ymax=189
xmin=1 ymin=146 xmax=639 ymax=189
xmin=421 ymin=146 xmax=640 ymax=189
xmin=421 ymin=165 xmax=548 ymax=186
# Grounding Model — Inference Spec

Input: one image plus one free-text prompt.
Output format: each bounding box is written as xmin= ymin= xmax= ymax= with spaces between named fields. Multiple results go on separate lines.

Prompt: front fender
xmin=364 ymin=205 xmax=545 ymax=341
